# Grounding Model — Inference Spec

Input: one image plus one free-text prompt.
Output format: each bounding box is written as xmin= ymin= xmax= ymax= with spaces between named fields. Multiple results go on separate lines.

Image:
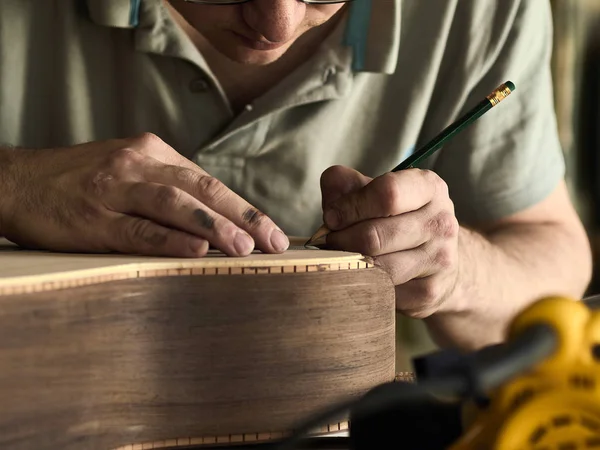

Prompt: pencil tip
xmin=304 ymin=225 xmax=331 ymax=248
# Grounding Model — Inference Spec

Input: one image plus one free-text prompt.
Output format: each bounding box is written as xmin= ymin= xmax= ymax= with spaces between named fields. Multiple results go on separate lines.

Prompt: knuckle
xmin=87 ymin=171 xmax=116 ymax=197
xmin=121 ymin=218 xmax=167 ymax=249
xmin=358 ymin=224 xmax=384 ymax=255
xmin=154 ymin=185 xmax=182 ymax=211
xmin=424 ymin=170 xmax=449 ymax=196
xmin=105 ymin=147 xmax=142 ymax=176
xmin=433 ymin=246 xmax=454 ymax=270
xmin=427 ymin=211 xmax=459 ymax=239
xmin=133 ymin=132 xmax=164 ymax=149
xmin=376 ymin=173 xmax=402 ymax=214
xmin=197 ymin=175 xmax=228 ymax=201
xmin=420 ymin=168 xmax=437 ymax=182
xmin=172 ymin=167 xmax=196 ymax=184
xmin=242 ymin=207 xmax=267 ymax=228
xmin=121 ymin=218 xmax=146 ymax=245
xmin=216 ymin=223 xmax=242 ymax=242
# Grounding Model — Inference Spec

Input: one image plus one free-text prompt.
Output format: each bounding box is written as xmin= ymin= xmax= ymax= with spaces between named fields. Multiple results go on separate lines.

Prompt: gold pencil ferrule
xmin=486 ymin=83 xmax=514 ymax=106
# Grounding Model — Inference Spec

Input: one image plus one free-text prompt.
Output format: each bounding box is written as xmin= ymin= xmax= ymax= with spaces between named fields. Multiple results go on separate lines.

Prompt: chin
xmin=226 ymin=49 xmax=286 ymax=66
xmin=211 ymin=36 xmax=294 ymax=66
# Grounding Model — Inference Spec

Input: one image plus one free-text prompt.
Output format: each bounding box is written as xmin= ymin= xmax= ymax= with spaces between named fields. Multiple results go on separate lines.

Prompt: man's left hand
xmin=320 ymin=165 xmax=460 ymax=318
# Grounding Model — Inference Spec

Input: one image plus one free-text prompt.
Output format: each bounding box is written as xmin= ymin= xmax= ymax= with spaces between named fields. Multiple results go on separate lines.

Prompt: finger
xmin=122 ymin=134 xmax=283 ymax=254
xmin=327 ymin=207 xmax=458 ymax=257
xmin=106 ymin=213 xmax=210 ymax=258
xmin=320 ymin=165 xmax=372 ymax=209
xmin=326 ymin=210 xmax=429 ymax=257
xmin=142 ymin=163 xmax=289 ymax=254
xmin=107 ymin=182 xmax=256 ymax=257
xmin=373 ymin=241 xmax=454 ymax=286
xmin=393 ymin=276 xmax=453 ymax=319
xmin=323 ymin=169 xmax=441 ymax=231
xmin=373 ymin=247 xmax=430 ymax=287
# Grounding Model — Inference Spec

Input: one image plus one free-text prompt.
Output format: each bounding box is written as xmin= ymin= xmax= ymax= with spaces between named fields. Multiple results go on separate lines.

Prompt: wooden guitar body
xmin=0 ymin=238 xmax=396 ymax=450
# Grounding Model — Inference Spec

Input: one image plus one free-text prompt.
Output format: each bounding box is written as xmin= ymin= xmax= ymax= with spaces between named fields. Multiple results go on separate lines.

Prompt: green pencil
xmin=391 ymin=80 xmax=516 ymax=171
xmin=305 ymin=80 xmax=516 ymax=247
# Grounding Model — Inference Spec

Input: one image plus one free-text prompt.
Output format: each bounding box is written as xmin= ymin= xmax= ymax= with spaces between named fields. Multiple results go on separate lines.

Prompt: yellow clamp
xmin=450 ymin=296 xmax=600 ymax=450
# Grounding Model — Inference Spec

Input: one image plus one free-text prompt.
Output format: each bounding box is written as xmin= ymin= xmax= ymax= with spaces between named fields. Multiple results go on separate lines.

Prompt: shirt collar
xmin=344 ymin=0 xmax=401 ymax=74
xmin=85 ymin=0 xmax=400 ymax=74
xmin=86 ymin=0 xmax=142 ymax=28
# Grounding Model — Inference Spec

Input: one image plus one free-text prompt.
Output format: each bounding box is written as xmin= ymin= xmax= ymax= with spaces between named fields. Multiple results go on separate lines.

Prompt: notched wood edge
xmin=0 ymin=261 xmax=377 ymax=296
xmin=111 ymin=421 xmax=351 ymax=450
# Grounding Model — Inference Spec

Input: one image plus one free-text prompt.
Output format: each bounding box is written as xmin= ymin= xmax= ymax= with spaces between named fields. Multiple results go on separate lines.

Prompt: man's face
xmin=167 ymin=0 xmax=347 ymax=65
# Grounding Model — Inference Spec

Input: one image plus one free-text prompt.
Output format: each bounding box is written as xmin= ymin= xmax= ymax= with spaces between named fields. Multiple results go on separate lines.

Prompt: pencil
xmin=305 ymin=80 xmax=516 ymax=247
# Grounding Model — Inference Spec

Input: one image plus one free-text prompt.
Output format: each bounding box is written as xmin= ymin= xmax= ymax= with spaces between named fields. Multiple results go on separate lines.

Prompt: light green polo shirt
xmin=0 ymin=0 xmax=565 ymax=239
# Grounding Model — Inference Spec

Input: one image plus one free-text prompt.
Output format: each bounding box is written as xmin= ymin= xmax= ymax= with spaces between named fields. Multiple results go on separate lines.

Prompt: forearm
xmin=425 ymin=221 xmax=592 ymax=351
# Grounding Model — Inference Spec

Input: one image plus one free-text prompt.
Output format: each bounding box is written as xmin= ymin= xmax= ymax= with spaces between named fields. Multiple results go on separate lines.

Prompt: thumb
xmin=320 ymin=165 xmax=372 ymax=209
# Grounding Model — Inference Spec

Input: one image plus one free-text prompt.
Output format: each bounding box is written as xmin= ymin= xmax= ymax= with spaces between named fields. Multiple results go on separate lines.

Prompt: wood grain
xmin=0 ymin=240 xmax=396 ymax=450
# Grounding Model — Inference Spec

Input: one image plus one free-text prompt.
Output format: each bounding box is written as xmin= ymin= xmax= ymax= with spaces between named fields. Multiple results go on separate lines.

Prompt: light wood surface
xmin=0 ymin=237 xmax=396 ymax=450
xmin=0 ymin=237 xmax=371 ymax=294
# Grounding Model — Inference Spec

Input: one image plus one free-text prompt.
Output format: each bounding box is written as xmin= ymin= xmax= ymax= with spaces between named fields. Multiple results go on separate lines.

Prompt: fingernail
xmin=270 ymin=229 xmax=289 ymax=252
xmin=190 ymin=238 xmax=208 ymax=254
xmin=324 ymin=208 xmax=340 ymax=229
xmin=234 ymin=232 xmax=254 ymax=255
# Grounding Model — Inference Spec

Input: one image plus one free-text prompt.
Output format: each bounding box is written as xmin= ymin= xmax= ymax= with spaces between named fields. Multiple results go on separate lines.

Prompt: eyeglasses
xmin=183 ymin=0 xmax=353 ymax=4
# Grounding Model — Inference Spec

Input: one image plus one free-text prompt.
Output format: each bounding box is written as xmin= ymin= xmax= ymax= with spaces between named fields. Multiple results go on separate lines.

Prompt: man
xmin=0 ymin=0 xmax=592 ymax=351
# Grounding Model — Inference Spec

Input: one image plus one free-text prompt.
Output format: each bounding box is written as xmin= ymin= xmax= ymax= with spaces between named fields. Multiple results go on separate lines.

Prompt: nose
xmin=241 ymin=0 xmax=306 ymax=43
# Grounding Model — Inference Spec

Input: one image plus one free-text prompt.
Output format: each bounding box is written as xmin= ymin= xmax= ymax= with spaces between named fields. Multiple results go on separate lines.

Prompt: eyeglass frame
xmin=182 ymin=0 xmax=354 ymax=5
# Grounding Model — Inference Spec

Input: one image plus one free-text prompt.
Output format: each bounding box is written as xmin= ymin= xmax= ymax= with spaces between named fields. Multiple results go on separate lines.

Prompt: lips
xmin=232 ymin=32 xmax=287 ymax=51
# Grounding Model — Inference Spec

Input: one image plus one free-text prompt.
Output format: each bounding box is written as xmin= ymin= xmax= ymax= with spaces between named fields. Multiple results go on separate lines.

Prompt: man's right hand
xmin=0 ymin=133 xmax=289 ymax=257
